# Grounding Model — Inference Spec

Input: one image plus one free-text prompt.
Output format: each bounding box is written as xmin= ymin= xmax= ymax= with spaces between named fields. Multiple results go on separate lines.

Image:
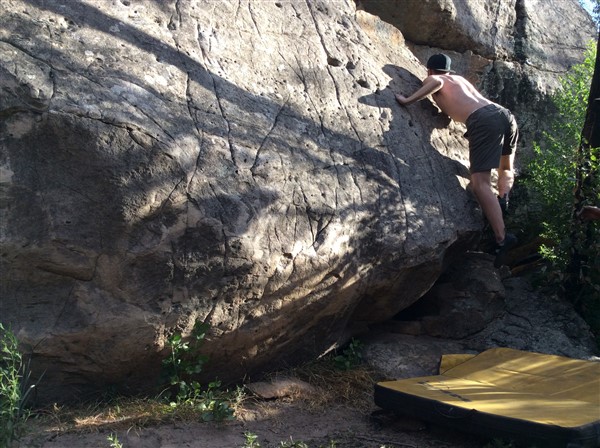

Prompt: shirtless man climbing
xmin=395 ymin=54 xmax=518 ymax=268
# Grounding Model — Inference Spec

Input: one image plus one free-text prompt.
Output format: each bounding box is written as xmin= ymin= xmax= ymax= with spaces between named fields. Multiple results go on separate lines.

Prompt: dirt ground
xmin=21 ymin=393 xmax=489 ymax=448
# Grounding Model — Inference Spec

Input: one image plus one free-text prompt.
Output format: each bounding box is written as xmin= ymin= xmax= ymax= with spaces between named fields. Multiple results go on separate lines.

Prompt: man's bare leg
xmin=471 ymin=170 xmax=505 ymax=243
xmin=497 ymin=152 xmax=515 ymax=198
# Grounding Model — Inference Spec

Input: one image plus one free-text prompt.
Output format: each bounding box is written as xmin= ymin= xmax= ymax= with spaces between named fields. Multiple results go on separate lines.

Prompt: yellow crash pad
xmin=375 ymin=347 xmax=600 ymax=447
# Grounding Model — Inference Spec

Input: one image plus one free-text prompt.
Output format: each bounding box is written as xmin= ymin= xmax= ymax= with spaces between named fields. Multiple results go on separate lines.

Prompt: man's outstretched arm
xmin=395 ymin=76 xmax=443 ymax=106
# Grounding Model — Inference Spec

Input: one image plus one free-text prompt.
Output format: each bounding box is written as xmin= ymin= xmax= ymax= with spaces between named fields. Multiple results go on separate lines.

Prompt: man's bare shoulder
xmin=422 ymin=74 xmax=445 ymax=86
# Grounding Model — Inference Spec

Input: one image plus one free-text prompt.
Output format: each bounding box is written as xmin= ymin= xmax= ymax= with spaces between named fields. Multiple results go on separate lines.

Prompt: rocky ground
xmin=20 ymin=254 xmax=599 ymax=448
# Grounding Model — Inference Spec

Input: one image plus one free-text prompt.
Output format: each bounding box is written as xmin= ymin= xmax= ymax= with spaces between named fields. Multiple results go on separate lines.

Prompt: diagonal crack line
xmin=146 ymin=176 xmax=187 ymax=222
xmin=184 ymin=71 xmax=207 ymax=191
xmin=277 ymin=49 xmax=305 ymax=85
xmin=312 ymin=211 xmax=335 ymax=250
xmin=187 ymin=139 xmax=204 ymax=192
xmin=247 ymin=1 xmax=262 ymax=37
xmin=1 ymin=38 xmax=57 ymax=106
xmin=424 ymin=149 xmax=447 ymax=226
xmin=184 ymin=71 xmax=205 ymax=137
xmin=52 ymin=285 xmax=77 ymax=330
xmin=279 ymin=50 xmax=326 ymax=142
xmin=350 ymin=169 xmax=364 ymax=203
xmin=174 ymin=0 xmax=183 ymax=28
xmin=87 ymin=81 xmax=179 ymax=149
xmin=380 ymin=123 xmax=410 ymax=238
xmin=212 ymin=77 xmax=237 ymax=166
xmin=304 ymin=0 xmax=330 ymax=63
xmin=250 ymin=98 xmax=289 ymax=174
xmin=54 ymin=110 xmax=172 ymax=149
xmin=0 ymin=39 xmax=55 ymax=70
xmin=129 ymin=101 xmax=176 ymax=142
xmin=292 ymin=53 xmax=327 ymax=139
xmin=234 ymin=0 xmax=243 ymax=21
xmin=196 ymin=25 xmax=237 ymax=166
xmin=299 ymin=188 xmax=316 ymax=243
xmin=198 ymin=72 xmax=237 ymax=166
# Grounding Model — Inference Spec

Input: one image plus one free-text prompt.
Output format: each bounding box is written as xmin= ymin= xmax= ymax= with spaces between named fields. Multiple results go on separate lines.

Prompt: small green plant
xmin=162 ymin=321 xmax=209 ymax=389
xmin=161 ymin=321 xmax=235 ymax=422
xmin=107 ymin=432 xmax=124 ymax=448
xmin=0 ymin=323 xmax=37 ymax=447
xmin=243 ymin=432 xmax=261 ymax=448
xmin=242 ymin=433 xmax=339 ymax=448
xmin=334 ymin=338 xmax=363 ymax=371
xmin=179 ymin=380 xmax=235 ymax=422
xmin=279 ymin=439 xmax=309 ymax=448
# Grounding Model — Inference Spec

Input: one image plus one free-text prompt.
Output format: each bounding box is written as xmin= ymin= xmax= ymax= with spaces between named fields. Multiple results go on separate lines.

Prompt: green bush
xmin=526 ymin=43 xmax=596 ymax=261
xmin=0 ymin=324 xmax=36 ymax=447
xmin=333 ymin=338 xmax=364 ymax=371
xmin=161 ymin=321 xmax=235 ymax=422
xmin=524 ymin=41 xmax=599 ymax=337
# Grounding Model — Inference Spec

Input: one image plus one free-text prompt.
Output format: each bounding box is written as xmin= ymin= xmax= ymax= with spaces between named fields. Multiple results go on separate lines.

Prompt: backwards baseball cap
xmin=426 ymin=53 xmax=455 ymax=73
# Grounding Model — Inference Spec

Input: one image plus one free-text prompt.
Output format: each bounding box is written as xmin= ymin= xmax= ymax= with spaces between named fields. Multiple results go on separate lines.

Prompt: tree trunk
xmin=581 ymin=35 xmax=600 ymax=149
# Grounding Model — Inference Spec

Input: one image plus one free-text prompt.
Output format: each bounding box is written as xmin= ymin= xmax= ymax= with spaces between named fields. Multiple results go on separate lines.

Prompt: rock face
xmin=364 ymin=256 xmax=599 ymax=381
xmin=391 ymin=252 xmax=506 ymax=339
xmin=362 ymin=252 xmax=598 ymax=381
xmin=359 ymin=0 xmax=596 ymax=162
xmin=0 ymin=0 xmax=594 ymax=403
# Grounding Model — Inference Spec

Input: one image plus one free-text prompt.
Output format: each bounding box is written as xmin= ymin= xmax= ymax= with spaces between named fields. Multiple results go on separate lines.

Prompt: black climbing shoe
xmin=494 ymin=232 xmax=517 ymax=268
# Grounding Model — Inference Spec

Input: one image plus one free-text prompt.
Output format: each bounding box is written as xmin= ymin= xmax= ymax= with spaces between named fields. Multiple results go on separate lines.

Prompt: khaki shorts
xmin=465 ymin=104 xmax=518 ymax=173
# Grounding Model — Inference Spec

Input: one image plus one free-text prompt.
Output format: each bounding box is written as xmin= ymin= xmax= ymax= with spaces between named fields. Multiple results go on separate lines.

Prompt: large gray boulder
xmin=0 ymin=0 xmax=594 ymax=403
xmin=0 ymin=0 xmax=480 ymax=402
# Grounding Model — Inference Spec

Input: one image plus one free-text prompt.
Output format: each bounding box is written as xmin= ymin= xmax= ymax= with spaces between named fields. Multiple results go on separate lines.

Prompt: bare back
xmin=430 ymin=74 xmax=493 ymax=123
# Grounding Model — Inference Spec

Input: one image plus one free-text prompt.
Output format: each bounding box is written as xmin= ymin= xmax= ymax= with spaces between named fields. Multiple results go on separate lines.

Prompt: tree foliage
xmin=526 ymin=43 xmax=597 ymax=261
xmin=525 ymin=41 xmax=599 ymax=338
